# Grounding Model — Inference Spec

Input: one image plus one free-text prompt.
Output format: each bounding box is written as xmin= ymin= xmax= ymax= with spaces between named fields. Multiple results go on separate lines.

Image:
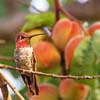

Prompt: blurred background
xmin=0 ymin=0 xmax=100 ymax=41
xmin=0 ymin=0 xmax=100 ymax=99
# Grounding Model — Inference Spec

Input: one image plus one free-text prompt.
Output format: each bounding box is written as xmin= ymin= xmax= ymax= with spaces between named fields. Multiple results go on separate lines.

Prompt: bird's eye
xmin=19 ymin=35 xmax=25 ymax=40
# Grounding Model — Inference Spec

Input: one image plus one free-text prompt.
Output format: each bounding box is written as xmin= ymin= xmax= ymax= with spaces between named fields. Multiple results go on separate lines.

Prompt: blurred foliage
xmin=21 ymin=12 xmax=66 ymax=32
xmin=0 ymin=0 xmax=7 ymax=17
xmin=21 ymin=12 xmax=56 ymax=32
xmin=17 ymin=1 xmax=29 ymax=12
xmin=62 ymin=0 xmax=75 ymax=4
xmin=38 ymin=64 xmax=61 ymax=86
xmin=0 ymin=42 xmax=19 ymax=78
xmin=0 ymin=42 xmax=15 ymax=64
xmin=48 ymin=0 xmax=74 ymax=5
xmin=0 ymin=0 xmax=75 ymax=18
xmin=0 ymin=0 xmax=28 ymax=18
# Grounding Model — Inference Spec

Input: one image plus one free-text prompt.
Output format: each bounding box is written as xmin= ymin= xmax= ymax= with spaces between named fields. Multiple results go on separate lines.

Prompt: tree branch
xmin=0 ymin=64 xmax=100 ymax=80
xmin=64 ymin=0 xmax=100 ymax=21
xmin=54 ymin=0 xmax=60 ymax=22
xmin=54 ymin=0 xmax=88 ymax=40
xmin=57 ymin=0 xmax=81 ymax=23
xmin=0 ymin=69 xmax=25 ymax=100
xmin=0 ymin=70 xmax=12 ymax=100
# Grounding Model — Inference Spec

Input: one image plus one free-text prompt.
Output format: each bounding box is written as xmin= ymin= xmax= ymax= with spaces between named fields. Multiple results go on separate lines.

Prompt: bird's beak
xmin=24 ymin=33 xmax=45 ymax=39
xmin=29 ymin=33 xmax=45 ymax=39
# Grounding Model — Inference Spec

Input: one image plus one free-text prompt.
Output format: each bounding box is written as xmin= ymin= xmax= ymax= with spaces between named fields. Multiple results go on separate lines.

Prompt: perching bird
xmin=14 ymin=32 xmax=44 ymax=95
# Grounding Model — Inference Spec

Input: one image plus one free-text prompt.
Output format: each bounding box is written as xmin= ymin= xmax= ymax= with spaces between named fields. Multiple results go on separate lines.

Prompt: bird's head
xmin=16 ymin=32 xmax=44 ymax=48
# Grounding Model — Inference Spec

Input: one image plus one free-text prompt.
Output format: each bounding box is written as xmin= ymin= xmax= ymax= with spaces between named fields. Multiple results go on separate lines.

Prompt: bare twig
xmin=0 ymin=84 xmax=12 ymax=100
xmin=0 ymin=56 xmax=13 ymax=61
xmin=0 ymin=69 xmax=25 ymax=100
xmin=54 ymin=0 xmax=88 ymax=35
xmin=55 ymin=0 xmax=60 ymax=22
xmin=54 ymin=0 xmax=81 ymax=23
xmin=0 ymin=64 xmax=100 ymax=80
xmin=0 ymin=70 xmax=12 ymax=100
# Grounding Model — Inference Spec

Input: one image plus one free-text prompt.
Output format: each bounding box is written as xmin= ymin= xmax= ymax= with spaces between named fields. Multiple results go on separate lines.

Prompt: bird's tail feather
xmin=21 ymin=74 xmax=39 ymax=95
xmin=33 ymin=74 xmax=39 ymax=95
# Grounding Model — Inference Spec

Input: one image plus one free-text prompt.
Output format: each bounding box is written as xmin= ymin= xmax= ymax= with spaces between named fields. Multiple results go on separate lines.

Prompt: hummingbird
xmin=14 ymin=32 xmax=44 ymax=95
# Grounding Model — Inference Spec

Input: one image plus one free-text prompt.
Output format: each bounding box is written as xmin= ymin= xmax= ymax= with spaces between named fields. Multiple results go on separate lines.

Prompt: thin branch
xmin=54 ymin=0 xmax=88 ymax=35
xmin=0 ymin=70 xmax=12 ymax=100
xmin=0 ymin=84 xmax=12 ymax=100
xmin=0 ymin=69 xmax=25 ymax=100
xmin=55 ymin=0 xmax=60 ymax=22
xmin=0 ymin=64 xmax=100 ymax=80
xmin=55 ymin=0 xmax=81 ymax=23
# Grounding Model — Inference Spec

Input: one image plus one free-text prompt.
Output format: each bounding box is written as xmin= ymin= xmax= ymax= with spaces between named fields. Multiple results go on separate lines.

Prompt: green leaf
xmin=21 ymin=12 xmax=56 ymax=32
xmin=70 ymin=36 xmax=98 ymax=88
xmin=92 ymin=30 xmax=100 ymax=59
xmin=92 ymin=30 xmax=100 ymax=88
xmin=71 ymin=36 xmax=96 ymax=75
xmin=48 ymin=0 xmax=54 ymax=5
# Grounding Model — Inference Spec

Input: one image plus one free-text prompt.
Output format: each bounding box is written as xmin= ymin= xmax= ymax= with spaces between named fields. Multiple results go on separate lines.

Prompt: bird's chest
xmin=14 ymin=47 xmax=34 ymax=70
